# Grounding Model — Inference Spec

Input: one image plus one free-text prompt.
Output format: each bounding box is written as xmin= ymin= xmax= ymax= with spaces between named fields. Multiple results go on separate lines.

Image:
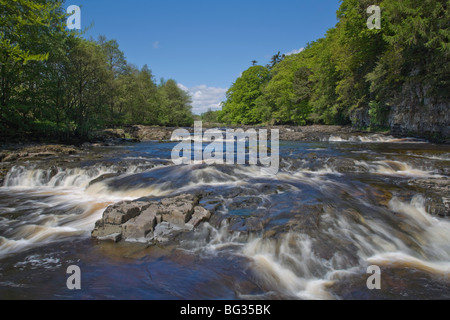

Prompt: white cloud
xmin=178 ymin=84 xmax=228 ymax=115
xmin=153 ymin=41 xmax=160 ymax=49
xmin=177 ymin=83 xmax=189 ymax=92
xmin=285 ymin=47 xmax=304 ymax=56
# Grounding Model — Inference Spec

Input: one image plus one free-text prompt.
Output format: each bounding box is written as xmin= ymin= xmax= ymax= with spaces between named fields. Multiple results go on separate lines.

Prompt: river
xmin=0 ymin=134 xmax=449 ymax=299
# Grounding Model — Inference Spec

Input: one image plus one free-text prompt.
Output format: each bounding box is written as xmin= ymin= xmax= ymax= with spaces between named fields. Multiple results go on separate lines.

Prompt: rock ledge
xmin=92 ymin=193 xmax=212 ymax=243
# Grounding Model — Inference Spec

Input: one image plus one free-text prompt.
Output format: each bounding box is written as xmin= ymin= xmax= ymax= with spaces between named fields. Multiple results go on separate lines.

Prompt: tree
xmin=159 ymin=79 xmax=193 ymax=127
xmin=367 ymin=0 xmax=449 ymax=105
xmin=122 ymin=65 xmax=160 ymax=125
xmin=202 ymin=108 xmax=221 ymax=124
xmin=331 ymin=0 xmax=384 ymax=124
xmin=258 ymin=52 xmax=313 ymax=125
xmin=0 ymin=0 xmax=67 ymax=135
xmin=266 ymin=51 xmax=285 ymax=70
xmin=96 ymin=36 xmax=128 ymax=126
xmin=219 ymin=66 xmax=270 ymax=124
xmin=63 ymin=38 xmax=112 ymax=138
xmin=97 ymin=36 xmax=127 ymax=77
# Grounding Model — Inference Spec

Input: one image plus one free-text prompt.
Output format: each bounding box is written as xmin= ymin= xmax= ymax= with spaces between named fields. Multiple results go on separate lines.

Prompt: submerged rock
xmin=92 ymin=193 xmax=212 ymax=243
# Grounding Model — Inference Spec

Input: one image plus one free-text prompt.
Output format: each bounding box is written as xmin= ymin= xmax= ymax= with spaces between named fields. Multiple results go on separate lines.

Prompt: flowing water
xmin=0 ymin=135 xmax=449 ymax=300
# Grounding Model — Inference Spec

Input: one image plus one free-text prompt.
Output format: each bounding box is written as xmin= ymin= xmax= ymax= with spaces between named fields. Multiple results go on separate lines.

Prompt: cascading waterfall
xmin=241 ymin=195 xmax=450 ymax=299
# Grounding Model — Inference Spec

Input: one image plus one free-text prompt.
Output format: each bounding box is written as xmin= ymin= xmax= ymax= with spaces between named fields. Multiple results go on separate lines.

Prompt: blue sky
xmin=65 ymin=0 xmax=340 ymax=114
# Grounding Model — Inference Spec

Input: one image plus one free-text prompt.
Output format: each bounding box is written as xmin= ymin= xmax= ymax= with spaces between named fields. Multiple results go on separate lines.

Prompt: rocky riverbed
xmin=0 ymin=127 xmax=449 ymax=299
xmin=0 ymin=125 xmax=352 ymax=183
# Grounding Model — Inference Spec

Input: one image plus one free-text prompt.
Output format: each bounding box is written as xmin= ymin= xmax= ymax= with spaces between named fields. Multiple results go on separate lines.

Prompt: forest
xmin=0 ymin=0 xmax=193 ymax=141
xmin=219 ymin=0 xmax=449 ymax=130
xmin=1 ymin=0 xmax=448 ymax=142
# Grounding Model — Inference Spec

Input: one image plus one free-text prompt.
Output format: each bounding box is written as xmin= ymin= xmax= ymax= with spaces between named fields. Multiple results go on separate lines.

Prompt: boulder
xmin=102 ymin=201 xmax=145 ymax=225
xmin=122 ymin=205 xmax=159 ymax=240
xmin=187 ymin=206 xmax=212 ymax=228
xmin=159 ymin=194 xmax=197 ymax=225
xmin=92 ymin=193 xmax=211 ymax=243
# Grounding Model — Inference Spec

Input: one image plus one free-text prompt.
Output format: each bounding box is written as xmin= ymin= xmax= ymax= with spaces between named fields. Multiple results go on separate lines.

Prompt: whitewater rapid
xmin=0 ymin=136 xmax=449 ymax=299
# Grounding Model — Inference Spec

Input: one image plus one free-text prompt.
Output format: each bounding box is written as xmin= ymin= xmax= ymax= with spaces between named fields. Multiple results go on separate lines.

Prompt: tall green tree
xmin=266 ymin=51 xmax=285 ymax=70
xmin=63 ymin=38 xmax=113 ymax=138
xmin=368 ymin=0 xmax=450 ymax=105
xmin=258 ymin=52 xmax=313 ymax=125
xmin=331 ymin=0 xmax=384 ymax=124
xmin=219 ymin=65 xmax=270 ymax=124
xmin=159 ymin=79 xmax=193 ymax=127
xmin=0 ymin=0 xmax=67 ymax=134
xmin=97 ymin=36 xmax=128 ymax=126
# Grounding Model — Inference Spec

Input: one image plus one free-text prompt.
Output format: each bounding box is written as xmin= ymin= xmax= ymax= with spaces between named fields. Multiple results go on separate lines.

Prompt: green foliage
xmin=201 ymin=108 xmax=221 ymax=124
xmin=0 ymin=1 xmax=193 ymax=141
xmin=0 ymin=0 xmax=65 ymax=63
xmin=222 ymin=0 xmax=448 ymax=129
xmin=259 ymin=54 xmax=313 ymax=125
xmin=368 ymin=101 xmax=390 ymax=129
xmin=2 ymin=0 xmax=447 ymax=140
xmin=219 ymin=66 xmax=270 ymax=125
xmin=368 ymin=0 xmax=449 ymax=103
xmin=159 ymin=79 xmax=193 ymax=127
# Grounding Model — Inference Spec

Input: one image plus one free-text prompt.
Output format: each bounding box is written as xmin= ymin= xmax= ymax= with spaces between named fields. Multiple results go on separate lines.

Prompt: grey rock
xmin=92 ymin=193 xmax=211 ymax=244
xmin=91 ymin=224 xmax=122 ymax=240
xmin=103 ymin=201 xmax=144 ymax=225
xmin=122 ymin=205 xmax=158 ymax=240
xmin=159 ymin=194 xmax=198 ymax=225
xmin=408 ymin=178 xmax=450 ymax=217
xmin=187 ymin=206 xmax=212 ymax=228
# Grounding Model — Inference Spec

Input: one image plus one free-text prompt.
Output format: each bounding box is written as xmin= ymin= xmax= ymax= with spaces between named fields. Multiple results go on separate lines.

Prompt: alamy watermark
xmin=66 ymin=265 xmax=81 ymax=290
xmin=170 ymin=122 xmax=280 ymax=175
xmin=67 ymin=5 xmax=81 ymax=30
xmin=367 ymin=5 xmax=381 ymax=30
xmin=367 ymin=265 xmax=381 ymax=290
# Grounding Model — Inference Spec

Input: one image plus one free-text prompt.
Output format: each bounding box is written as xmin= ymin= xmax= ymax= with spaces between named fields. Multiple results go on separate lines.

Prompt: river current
xmin=0 ymin=134 xmax=449 ymax=299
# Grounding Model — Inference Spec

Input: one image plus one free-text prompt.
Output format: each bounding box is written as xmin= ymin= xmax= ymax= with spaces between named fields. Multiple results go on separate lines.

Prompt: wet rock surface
xmin=120 ymin=124 xmax=359 ymax=142
xmin=124 ymin=125 xmax=175 ymax=141
xmin=91 ymin=180 xmax=299 ymax=245
xmin=0 ymin=145 xmax=78 ymax=163
xmin=92 ymin=193 xmax=210 ymax=243
xmin=408 ymin=178 xmax=450 ymax=217
xmin=1 ymin=135 xmax=449 ymax=300
xmin=0 ymin=145 xmax=80 ymax=185
xmin=277 ymin=125 xmax=355 ymax=141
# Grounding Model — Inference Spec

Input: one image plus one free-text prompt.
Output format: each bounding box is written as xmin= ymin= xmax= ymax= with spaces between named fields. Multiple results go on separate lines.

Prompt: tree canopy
xmin=219 ymin=0 xmax=449 ymax=129
xmin=0 ymin=0 xmax=193 ymax=141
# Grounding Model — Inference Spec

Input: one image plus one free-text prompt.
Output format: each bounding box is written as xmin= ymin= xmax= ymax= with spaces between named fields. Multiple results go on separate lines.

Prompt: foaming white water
xmin=325 ymin=134 xmax=427 ymax=143
xmin=0 ymin=163 xmax=266 ymax=257
xmin=243 ymin=234 xmax=336 ymax=299
xmin=368 ymin=252 xmax=450 ymax=278
xmin=86 ymin=164 xmax=245 ymax=199
xmin=0 ymin=163 xmax=139 ymax=258
xmin=85 ymin=181 xmax=172 ymax=199
xmin=0 ymin=186 xmax=118 ymax=258
xmin=388 ymin=196 xmax=450 ymax=261
xmin=408 ymin=153 xmax=450 ymax=161
xmin=354 ymin=160 xmax=442 ymax=177
xmin=4 ymin=165 xmax=141 ymax=188
xmin=239 ymin=196 xmax=450 ymax=299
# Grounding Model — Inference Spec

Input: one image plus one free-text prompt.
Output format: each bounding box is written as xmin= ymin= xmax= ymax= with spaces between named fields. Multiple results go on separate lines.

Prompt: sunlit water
xmin=0 ymin=135 xmax=449 ymax=299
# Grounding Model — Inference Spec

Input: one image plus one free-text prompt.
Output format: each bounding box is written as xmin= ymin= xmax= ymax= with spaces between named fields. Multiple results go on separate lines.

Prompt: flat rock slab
xmin=92 ymin=193 xmax=210 ymax=244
